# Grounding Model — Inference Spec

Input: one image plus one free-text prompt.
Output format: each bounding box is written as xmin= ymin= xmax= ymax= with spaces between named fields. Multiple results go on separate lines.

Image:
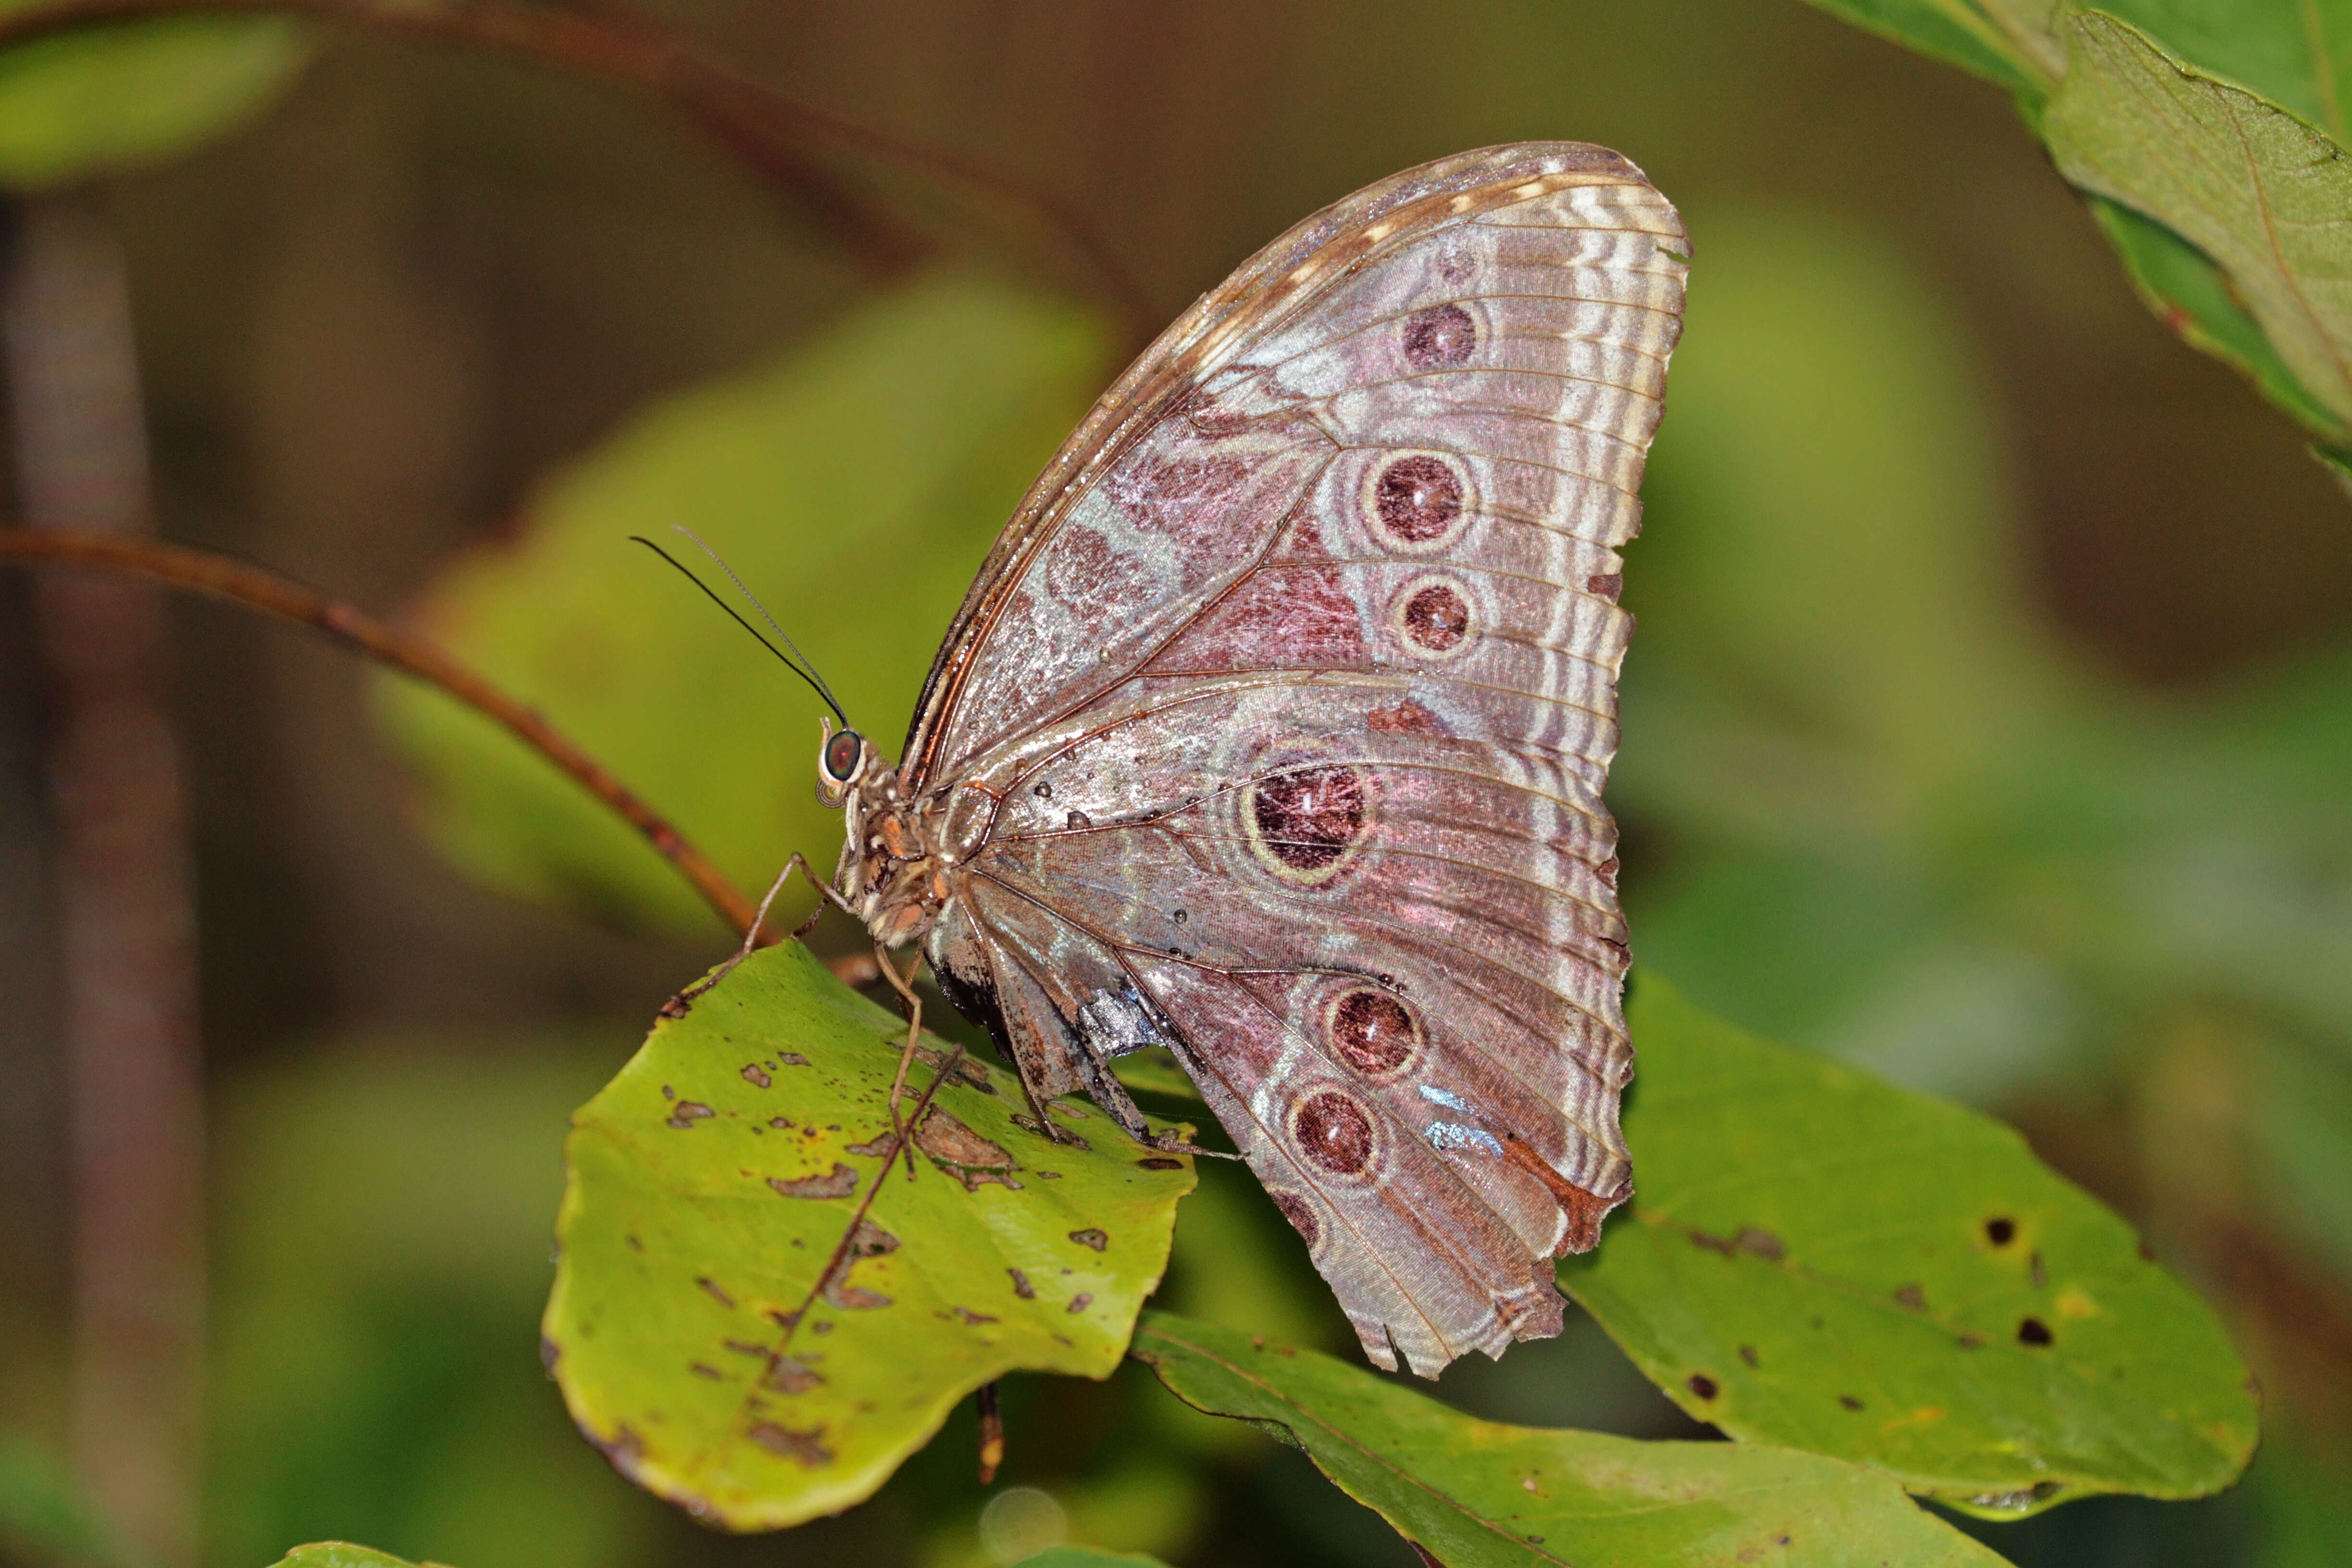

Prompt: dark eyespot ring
xmin=823 ymin=730 xmax=864 ymax=783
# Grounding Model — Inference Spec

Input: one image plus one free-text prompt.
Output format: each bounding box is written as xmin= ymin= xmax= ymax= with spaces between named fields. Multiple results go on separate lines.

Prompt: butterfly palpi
xmin=802 ymin=143 xmax=1685 ymax=1377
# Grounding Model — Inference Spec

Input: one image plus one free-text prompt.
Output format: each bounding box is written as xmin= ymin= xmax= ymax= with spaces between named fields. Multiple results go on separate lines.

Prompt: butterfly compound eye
xmin=823 ymin=729 xmax=864 ymax=784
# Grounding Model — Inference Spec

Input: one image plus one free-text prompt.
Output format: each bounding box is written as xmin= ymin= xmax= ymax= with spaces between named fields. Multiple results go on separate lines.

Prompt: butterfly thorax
xmin=836 ymin=763 xmax=973 ymax=951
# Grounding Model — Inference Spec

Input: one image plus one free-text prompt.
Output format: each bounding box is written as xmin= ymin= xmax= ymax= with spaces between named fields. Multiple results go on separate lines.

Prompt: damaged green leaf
xmin=543 ymin=941 xmax=1196 ymax=1530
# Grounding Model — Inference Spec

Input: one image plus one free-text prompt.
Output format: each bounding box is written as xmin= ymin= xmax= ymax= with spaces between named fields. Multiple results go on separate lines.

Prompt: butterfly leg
xmin=667 ymin=852 xmax=843 ymax=1014
xmin=874 ymin=941 xmax=928 ymax=1179
xmin=1068 ymin=1044 xmax=1157 ymax=1147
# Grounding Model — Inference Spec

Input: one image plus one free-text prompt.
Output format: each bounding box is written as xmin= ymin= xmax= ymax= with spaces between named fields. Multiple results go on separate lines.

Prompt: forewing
xmin=914 ymin=144 xmax=1685 ymax=1375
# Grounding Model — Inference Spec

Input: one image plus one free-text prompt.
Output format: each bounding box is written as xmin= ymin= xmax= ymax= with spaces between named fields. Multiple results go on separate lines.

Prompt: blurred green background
xmin=3 ymin=1 xmax=2351 ymax=1565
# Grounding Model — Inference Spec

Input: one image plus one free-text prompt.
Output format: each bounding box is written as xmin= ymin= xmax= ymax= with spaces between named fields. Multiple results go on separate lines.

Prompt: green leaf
xmin=2092 ymin=0 xmax=2352 ymax=140
xmin=1131 ymin=1313 xmax=2012 ymax=1568
xmin=1795 ymin=0 xmax=2049 ymax=97
xmin=1017 ymin=1550 xmax=1177 ymax=1568
xmin=268 ymin=1547 xmax=433 ymax=1568
xmin=377 ymin=272 xmax=1112 ymax=935
xmin=542 ymin=940 xmax=1197 ymax=1530
xmin=0 ymin=8 xmax=306 ymax=188
xmin=2043 ymin=13 xmax=2352 ymax=430
xmin=2088 ymin=195 xmax=2351 ymax=440
xmin=1563 ymin=975 xmax=2258 ymax=1518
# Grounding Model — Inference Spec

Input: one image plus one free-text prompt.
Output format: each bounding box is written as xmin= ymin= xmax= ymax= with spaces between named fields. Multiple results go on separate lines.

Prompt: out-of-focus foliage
xmin=1622 ymin=188 xmax=2352 ymax=1568
xmin=0 ymin=3 xmax=304 ymax=188
xmin=1132 ymin=1313 xmax=2012 ymax=1567
xmin=545 ymin=941 xmax=1195 ymax=1530
xmin=1570 ymin=977 xmax=2256 ymax=1518
xmin=377 ymin=272 xmax=1112 ymax=936
xmin=1800 ymin=0 xmax=2352 ymax=461
xmin=1625 ymin=202 xmax=2352 ymax=1117
xmin=207 ymin=1034 xmax=662 ymax=1568
xmin=0 ymin=1438 xmax=117 ymax=1567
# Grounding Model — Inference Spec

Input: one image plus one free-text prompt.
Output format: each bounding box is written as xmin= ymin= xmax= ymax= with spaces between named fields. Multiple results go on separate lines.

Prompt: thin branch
xmin=0 ymin=0 xmax=1158 ymax=345
xmin=0 ymin=527 xmax=760 ymax=936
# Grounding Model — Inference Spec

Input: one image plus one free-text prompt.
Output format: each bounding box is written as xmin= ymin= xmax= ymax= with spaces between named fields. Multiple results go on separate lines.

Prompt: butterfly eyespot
xmin=1245 ymin=765 xmax=1369 ymax=883
xmin=1325 ymin=986 xmax=1421 ymax=1075
xmin=822 ymin=729 xmax=864 ymax=784
xmin=1401 ymin=303 xmax=1477 ymax=371
xmin=1395 ymin=579 xmax=1474 ymax=655
xmin=1365 ymin=452 xmax=1470 ymax=551
xmin=1292 ymin=1090 xmax=1376 ymax=1176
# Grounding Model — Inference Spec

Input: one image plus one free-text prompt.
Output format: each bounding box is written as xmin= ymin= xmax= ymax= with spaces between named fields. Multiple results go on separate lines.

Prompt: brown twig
xmin=0 ymin=0 xmax=1157 ymax=344
xmin=0 ymin=528 xmax=759 ymax=936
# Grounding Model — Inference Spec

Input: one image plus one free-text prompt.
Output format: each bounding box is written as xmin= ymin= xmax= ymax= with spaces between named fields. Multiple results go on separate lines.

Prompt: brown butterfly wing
xmin=906 ymin=144 xmax=1685 ymax=1375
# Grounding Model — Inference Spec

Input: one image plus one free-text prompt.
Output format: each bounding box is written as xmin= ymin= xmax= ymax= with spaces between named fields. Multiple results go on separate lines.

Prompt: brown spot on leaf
xmin=845 ymin=1133 xmax=899 ymax=1158
xmin=1068 ymin=1293 xmax=1094 ymax=1314
xmin=1734 ymin=1227 xmax=1785 ymax=1261
xmin=691 ymin=1362 xmax=724 ymax=1380
xmin=747 ymin=1422 xmax=833 ymax=1467
xmin=1894 ymin=1282 xmax=1927 ymax=1312
xmin=741 ymin=1063 xmax=772 ymax=1088
xmin=950 ymin=1306 xmax=998 ymax=1326
xmin=1137 ymin=1156 xmax=1184 ymax=1171
xmin=823 ymin=1281 xmax=893 ymax=1310
xmin=723 ymin=1339 xmax=767 ymax=1358
xmin=762 ymin=1357 xmax=824 ymax=1394
xmin=914 ymin=1042 xmax=995 ymax=1092
xmin=697 ymin=1277 xmax=735 ymax=1307
xmin=2018 ymin=1317 xmax=2054 ymax=1346
xmin=659 ymin=994 xmax=690 ymax=1019
xmin=666 ymin=1101 xmax=715 ymax=1130
xmin=847 ymin=1218 xmax=900 ymax=1257
xmin=1008 ymin=1268 xmax=1035 ymax=1299
xmin=1985 ymin=1217 xmax=2017 ymax=1246
xmin=1838 ymin=1395 xmax=1864 ymax=1411
xmin=916 ymin=1109 xmax=1016 ymax=1171
xmin=1688 ymin=1374 xmax=1719 ymax=1400
xmin=1069 ymin=1228 xmax=1109 ymax=1252
xmin=770 ymin=1164 xmax=858 ymax=1200
xmin=777 ymin=1052 xmax=809 ymax=1066
xmin=1738 ymin=1344 xmax=1758 ymax=1367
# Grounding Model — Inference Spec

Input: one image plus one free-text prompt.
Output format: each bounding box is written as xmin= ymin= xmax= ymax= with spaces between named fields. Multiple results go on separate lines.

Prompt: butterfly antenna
xmin=669 ymin=526 xmax=852 ymax=721
xmin=630 ymin=536 xmax=851 ymax=729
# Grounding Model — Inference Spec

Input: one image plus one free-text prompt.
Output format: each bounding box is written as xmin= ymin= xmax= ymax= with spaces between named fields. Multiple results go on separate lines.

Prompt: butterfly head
xmin=816 ymin=716 xmax=873 ymax=807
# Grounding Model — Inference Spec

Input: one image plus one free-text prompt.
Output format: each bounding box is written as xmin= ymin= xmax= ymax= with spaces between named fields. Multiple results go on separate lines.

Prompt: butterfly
xmin=813 ymin=143 xmax=1685 ymax=1378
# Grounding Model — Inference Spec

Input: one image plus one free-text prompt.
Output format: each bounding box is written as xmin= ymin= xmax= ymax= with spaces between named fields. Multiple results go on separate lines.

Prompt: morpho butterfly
xmin=809 ymin=143 xmax=1685 ymax=1377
